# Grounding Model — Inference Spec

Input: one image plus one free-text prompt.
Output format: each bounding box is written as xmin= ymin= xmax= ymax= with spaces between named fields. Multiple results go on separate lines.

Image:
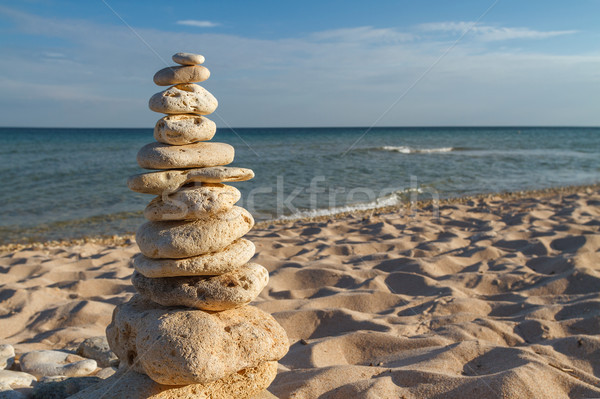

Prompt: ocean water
xmin=1 ymin=127 xmax=599 ymax=244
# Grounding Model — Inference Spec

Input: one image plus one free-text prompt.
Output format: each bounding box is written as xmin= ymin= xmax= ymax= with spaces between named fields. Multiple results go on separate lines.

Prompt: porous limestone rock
xmin=153 ymin=65 xmax=210 ymax=86
xmin=133 ymin=238 xmax=255 ymax=278
xmin=19 ymin=350 xmax=96 ymax=379
xmin=0 ymin=370 xmax=36 ymax=388
xmin=172 ymin=52 xmax=205 ymax=66
xmin=144 ymin=184 xmax=240 ymax=221
xmin=127 ymin=167 xmax=255 ymax=195
xmin=132 ymin=263 xmax=269 ymax=310
xmin=137 ymin=141 xmax=234 ymax=170
xmin=0 ymin=345 xmax=14 ymax=370
xmin=154 ymin=114 xmax=216 ymax=145
xmin=70 ymin=363 xmax=277 ymax=399
xmin=149 ymin=84 xmax=218 ymax=115
xmin=76 ymin=337 xmax=118 ymax=368
xmin=136 ymin=206 xmax=254 ymax=259
xmin=106 ymin=295 xmax=288 ymax=385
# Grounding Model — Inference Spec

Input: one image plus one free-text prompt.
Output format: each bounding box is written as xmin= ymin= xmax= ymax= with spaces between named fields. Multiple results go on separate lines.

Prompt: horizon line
xmin=1 ymin=125 xmax=599 ymax=130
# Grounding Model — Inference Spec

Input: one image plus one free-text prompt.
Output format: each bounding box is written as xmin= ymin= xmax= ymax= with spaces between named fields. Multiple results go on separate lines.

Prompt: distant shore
xmin=1 ymin=182 xmax=597 ymax=253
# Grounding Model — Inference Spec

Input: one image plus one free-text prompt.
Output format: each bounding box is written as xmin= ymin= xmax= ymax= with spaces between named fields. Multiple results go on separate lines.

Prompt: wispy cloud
xmin=176 ymin=20 xmax=220 ymax=28
xmin=0 ymin=6 xmax=597 ymax=127
xmin=311 ymin=26 xmax=413 ymax=43
xmin=419 ymin=21 xmax=577 ymax=41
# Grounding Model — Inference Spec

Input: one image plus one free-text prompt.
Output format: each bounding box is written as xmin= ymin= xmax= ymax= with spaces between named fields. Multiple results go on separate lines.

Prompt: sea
xmin=1 ymin=127 xmax=599 ymax=244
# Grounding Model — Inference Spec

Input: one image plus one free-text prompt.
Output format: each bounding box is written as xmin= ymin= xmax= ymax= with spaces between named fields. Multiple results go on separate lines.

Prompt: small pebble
xmin=95 ymin=367 xmax=116 ymax=379
xmin=76 ymin=337 xmax=118 ymax=368
xmin=31 ymin=376 xmax=101 ymax=399
xmin=20 ymin=350 xmax=96 ymax=379
xmin=0 ymin=382 xmax=27 ymax=399
xmin=172 ymin=52 xmax=205 ymax=65
xmin=0 ymin=370 xmax=36 ymax=388
xmin=0 ymin=346 xmax=14 ymax=370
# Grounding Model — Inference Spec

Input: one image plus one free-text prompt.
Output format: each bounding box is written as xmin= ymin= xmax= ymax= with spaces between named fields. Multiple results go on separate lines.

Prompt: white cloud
xmin=0 ymin=6 xmax=597 ymax=127
xmin=419 ymin=21 xmax=577 ymax=41
xmin=311 ymin=26 xmax=413 ymax=43
xmin=176 ymin=20 xmax=220 ymax=28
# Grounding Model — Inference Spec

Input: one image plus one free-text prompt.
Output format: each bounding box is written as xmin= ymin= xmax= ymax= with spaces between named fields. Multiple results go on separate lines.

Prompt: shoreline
xmin=1 ymin=182 xmax=598 ymax=254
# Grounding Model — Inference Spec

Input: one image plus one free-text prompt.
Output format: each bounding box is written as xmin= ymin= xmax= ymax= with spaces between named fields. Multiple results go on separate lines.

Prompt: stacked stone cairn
xmin=105 ymin=52 xmax=288 ymax=398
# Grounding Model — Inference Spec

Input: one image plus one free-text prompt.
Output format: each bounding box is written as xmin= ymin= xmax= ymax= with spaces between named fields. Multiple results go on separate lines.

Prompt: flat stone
xmin=133 ymin=238 xmax=255 ymax=278
xmin=31 ymin=376 xmax=101 ymax=399
xmin=70 ymin=363 xmax=277 ymax=399
xmin=76 ymin=337 xmax=118 ymax=368
xmin=172 ymin=52 xmax=205 ymax=66
xmin=149 ymin=84 xmax=217 ymax=115
xmin=128 ymin=167 xmax=255 ymax=195
xmin=144 ymin=184 xmax=240 ymax=221
xmin=19 ymin=351 xmax=96 ymax=379
xmin=154 ymin=114 xmax=216 ymax=145
xmin=106 ymin=295 xmax=288 ymax=385
xmin=137 ymin=142 xmax=234 ymax=170
xmin=0 ymin=370 xmax=36 ymax=388
xmin=136 ymin=206 xmax=254 ymax=259
xmin=0 ymin=345 xmax=14 ymax=370
xmin=132 ymin=262 xmax=269 ymax=310
xmin=154 ymin=65 xmax=210 ymax=86
xmin=94 ymin=367 xmax=116 ymax=379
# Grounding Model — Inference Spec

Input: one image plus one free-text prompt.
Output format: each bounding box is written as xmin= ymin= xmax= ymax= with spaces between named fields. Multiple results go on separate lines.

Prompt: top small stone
xmin=172 ymin=52 xmax=205 ymax=66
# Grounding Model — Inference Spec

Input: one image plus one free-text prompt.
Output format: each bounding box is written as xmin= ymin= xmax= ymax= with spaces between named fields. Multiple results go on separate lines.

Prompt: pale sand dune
xmin=1 ymin=187 xmax=600 ymax=398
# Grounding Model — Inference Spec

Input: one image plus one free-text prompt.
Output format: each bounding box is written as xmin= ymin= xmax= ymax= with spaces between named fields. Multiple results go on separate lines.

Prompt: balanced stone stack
xmin=104 ymin=53 xmax=288 ymax=398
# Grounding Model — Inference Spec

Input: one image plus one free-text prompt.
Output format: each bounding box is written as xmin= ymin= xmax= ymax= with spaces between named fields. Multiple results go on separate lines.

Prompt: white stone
xmin=137 ymin=142 xmax=234 ymax=170
xmin=149 ymin=84 xmax=217 ymax=115
xmin=19 ymin=350 xmax=97 ymax=379
xmin=144 ymin=184 xmax=240 ymax=221
xmin=133 ymin=238 xmax=255 ymax=278
xmin=154 ymin=114 xmax=216 ymax=145
xmin=172 ymin=52 xmax=205 ymax=66
xmin=0 ymin=346 xmax=14 ymax=370
xmin=128 ymin=167 xmax=255 ymax=195
xmin=0 ymin=370 xmax=36 ymax=388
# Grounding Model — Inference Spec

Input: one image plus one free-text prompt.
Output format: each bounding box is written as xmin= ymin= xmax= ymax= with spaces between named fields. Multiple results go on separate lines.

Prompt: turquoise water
xmin=1 ymin=127 xmax=599 ymax=244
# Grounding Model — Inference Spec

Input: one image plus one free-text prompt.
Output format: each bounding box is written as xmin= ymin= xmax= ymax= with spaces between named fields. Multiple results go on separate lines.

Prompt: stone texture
xmin=31 ymin=376 xmax=101 ymax=399
xmin=144 ymin=184 xmax=240 ymax=222
xmin=128 ymin=167 xmax=255 ymax=195
xmin=172 ymin=52 xmax=205 ymax=66
xmin=0 ymin=345 xmax=14 ymax=370
xmin=154 ymin=65 xmax=210 ymax=86
xmin=106 ymin=295 xmax=288 ymax=385
xmin=137 ymin=142 xmax=234 ymax=170
xmin=132 ymin=263 xmax=269 ymax=311
xmin=19 ymin=350 xmax=96 ymax=379
xmin=94 ymin=367 xmax=116 ymax=379
xmin=136 ymin=206 xmax=254 ymax=259
xmin=0 ymin=383 xmax=26 ymax=399
xmin=70 ymin=363 xmax=277 ymax=399
xmin=154 ymin=114 xmax=216 ymax=145
xmin=76 ymin=337 xmax=118 ymax=368
xmin=133 ymin=238 xmax=255 ymax=278
xmin=149 ymin=84 xmax=217 ymax=115
xmin=0 ymin=370 xmax=36 ymax=388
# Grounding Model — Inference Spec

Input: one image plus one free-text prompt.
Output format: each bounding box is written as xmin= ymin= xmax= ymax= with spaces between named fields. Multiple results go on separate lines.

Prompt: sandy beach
xmin=1 ymin=185 xmax=600 ymax=398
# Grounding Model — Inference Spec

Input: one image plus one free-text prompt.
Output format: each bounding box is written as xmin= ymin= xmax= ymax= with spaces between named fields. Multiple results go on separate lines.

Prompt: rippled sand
xmin=1 ymin=187 xmax=600 ymax=398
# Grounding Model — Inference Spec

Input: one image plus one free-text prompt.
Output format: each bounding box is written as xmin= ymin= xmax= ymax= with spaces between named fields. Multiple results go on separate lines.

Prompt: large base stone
xmin=106 ymin=295 xmax=288 ymax=385
xmin=69 ymin=362 xmax=278 ymax=399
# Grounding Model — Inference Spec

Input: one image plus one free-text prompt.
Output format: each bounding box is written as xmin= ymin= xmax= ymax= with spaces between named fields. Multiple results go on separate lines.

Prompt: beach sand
xmin=1 ymin=186 xmax=599 ymax=398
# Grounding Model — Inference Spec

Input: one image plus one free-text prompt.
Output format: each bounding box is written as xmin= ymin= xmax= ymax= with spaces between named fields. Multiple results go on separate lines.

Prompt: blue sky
xmin=0 ymin=0 xmax=599 ymax=127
